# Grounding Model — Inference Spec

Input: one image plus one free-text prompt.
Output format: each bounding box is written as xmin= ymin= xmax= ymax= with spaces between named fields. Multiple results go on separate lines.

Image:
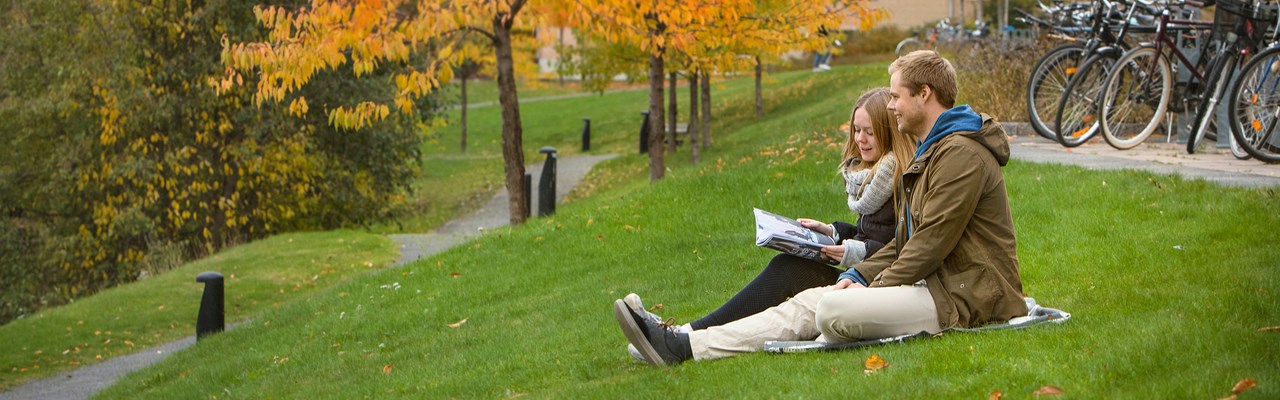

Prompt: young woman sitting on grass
xmin=624 ymin=87 xmax=917 ymax=341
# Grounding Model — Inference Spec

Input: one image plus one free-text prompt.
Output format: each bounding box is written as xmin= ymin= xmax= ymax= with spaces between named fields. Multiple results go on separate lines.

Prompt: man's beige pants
xmin=687 ymin=285 xmax=941 ymax=360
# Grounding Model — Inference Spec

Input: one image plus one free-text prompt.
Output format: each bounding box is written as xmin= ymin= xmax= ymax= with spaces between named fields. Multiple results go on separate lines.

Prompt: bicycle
xmin=1097 ymin=1 xmax=1221 ymax=150
xmin=1019 ymin=1 xmax=1098 ymax=141
xmin=1052 ymin=0 xmax=1164 ymax=148
xmin=1227 ymin=4 xmax=1280 ymax=162
xmin=1185 ymin=0 xmax=1275 ymax=154
xmin=895 ymin=18 xmax=990 ymax=58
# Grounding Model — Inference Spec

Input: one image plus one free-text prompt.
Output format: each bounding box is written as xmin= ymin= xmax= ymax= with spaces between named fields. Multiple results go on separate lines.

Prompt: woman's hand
xmin=821 ymin=244 xmax=845 ymax=264
xmin=833 ymin=278 xmax=866 ymax=290
xmin=797 ymin=218 xmax=834 ymax=237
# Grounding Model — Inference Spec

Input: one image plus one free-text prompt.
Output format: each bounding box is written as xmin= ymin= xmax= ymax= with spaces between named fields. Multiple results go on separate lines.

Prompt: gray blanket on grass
xmin=763 ymin=297 xmax=1071 ymax=353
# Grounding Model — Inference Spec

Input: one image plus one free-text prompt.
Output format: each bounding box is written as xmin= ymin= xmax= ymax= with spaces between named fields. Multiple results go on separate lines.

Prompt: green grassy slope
xmin=41 ymin=63 xmax=1280 ymax=398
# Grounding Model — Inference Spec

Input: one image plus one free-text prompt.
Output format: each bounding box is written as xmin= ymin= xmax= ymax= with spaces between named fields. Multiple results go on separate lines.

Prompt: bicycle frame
xmin=1144 ymin=9 xmax=1215 ymax=89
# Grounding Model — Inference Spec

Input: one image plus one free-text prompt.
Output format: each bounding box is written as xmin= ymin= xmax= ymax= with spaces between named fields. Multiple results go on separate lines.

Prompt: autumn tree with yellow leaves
xmin=220 ymin=0 xmax=543 ymax=224
xmin=571 ymin=0 xmax=882 ymax=179
xmin=0 ymin=0 xmax=433 ymax=320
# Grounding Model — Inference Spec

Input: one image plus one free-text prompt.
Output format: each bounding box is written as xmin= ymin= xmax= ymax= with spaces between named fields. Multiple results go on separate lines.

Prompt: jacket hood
xmin=915 ymin=105 xmax=1010 ymax=166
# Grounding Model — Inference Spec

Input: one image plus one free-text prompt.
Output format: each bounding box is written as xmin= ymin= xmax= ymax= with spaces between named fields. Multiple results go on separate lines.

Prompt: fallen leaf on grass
xmin=383 ymin=364 xmax=393 ymax=374
xmin=863 ymin=354 xmax=888 ymax=374
xmin=1259 ymin=326 xmax=1280 ymax=332
xmin=1232 ymin=378 xmax=1257 ymax=394
xmin=1033 ymin=386 xmax=1065 ymax=396
xmin=1218 ymin=396 xmax=1238 ymax=400
xmin=989 ymin=390 xmax=1003 ymax=400
xmin=447 ymin=318 xmax=468 ymax=328
xmin=649 ymin=304 xmax=665 ymax=312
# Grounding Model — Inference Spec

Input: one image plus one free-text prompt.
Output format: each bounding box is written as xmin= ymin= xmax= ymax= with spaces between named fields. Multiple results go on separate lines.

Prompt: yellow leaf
xmin=382 ymin=364 xmax=393 ymax=374
xmin=447 ymin=318 xmax=468 ymax=328
xmin=1231 ymin=378 xmax=1257 ymax=394
xmin=863 ymin=354 xmax=887 ymax=373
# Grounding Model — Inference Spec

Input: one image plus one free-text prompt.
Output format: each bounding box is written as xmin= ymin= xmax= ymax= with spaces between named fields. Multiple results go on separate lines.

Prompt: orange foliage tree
xmin=572 ymin=0 xmax=882 ymax=179
xmin=219 ymin=0 xmax=541 ymax=224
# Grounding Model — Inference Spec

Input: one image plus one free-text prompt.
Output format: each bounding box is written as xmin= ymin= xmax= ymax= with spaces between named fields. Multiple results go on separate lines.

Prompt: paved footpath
xmin=1003 ymin=123 xmax=1280 ymax=188
xmin=0 ymin=154 xmax=617 ymax=400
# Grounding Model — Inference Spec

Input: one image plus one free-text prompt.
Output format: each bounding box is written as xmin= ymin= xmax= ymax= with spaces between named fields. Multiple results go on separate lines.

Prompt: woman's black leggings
xmin=688 ymin=254 xmax=840 ymax=330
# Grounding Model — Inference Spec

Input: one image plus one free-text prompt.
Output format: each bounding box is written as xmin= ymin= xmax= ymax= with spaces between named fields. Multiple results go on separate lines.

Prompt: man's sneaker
xmin=622 ymin=293 xmax=665 ymax=326
xmin=613 ymin=298 xmax=693 ymax=366
xmin=819 ymin=63 xmax=832 ymax=71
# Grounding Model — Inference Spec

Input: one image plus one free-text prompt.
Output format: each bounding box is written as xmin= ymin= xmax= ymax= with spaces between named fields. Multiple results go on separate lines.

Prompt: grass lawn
xmin=87 ymin=63 xmax=1280 ymax=398
xmin=0 ymin=231 xmax=397 ymax=390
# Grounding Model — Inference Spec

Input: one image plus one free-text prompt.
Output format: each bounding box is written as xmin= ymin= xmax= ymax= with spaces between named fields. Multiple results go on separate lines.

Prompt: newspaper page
xmin=753 ymin=208 xmax=838 ymax=264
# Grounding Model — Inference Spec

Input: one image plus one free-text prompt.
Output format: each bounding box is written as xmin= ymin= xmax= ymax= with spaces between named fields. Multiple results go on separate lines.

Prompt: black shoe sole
xmin=613 ymin=299 xmax=667 ymax=367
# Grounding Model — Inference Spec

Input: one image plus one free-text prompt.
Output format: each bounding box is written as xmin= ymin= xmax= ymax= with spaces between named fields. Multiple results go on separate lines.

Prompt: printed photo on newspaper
xmin=753 ymin=208 xmax=838 ymax=265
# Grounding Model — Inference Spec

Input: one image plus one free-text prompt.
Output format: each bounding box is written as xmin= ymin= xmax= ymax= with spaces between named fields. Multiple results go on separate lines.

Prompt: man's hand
xmin=833 ymin=278 xmax=866 ymax=290
xmin=797 ymin=218 xmax=834 ymax=237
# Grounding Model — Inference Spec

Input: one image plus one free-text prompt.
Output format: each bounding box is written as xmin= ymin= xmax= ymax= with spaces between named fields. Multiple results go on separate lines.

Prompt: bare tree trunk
xmin=689 ymin=70 xmax=699 ymax=164
xmin=667 ymin=71 xmax=678 ymax=154
xmin=461 ymin=75 xmax=468 ymax=153
xmin=754 ymin=56 xmax=764 ymax=118
xmin=701 ymin=71 xmax=711 ymax=148
xmin=494 ymin=2 xmax=528 ymax=224
xmin=647 ymin=53 xmax=666 ymax=181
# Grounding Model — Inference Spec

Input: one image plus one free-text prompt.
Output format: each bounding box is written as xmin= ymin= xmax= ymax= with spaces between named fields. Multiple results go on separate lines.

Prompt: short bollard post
xmin=538 ymin=147 xmax=558 ymax=216
xmin=523 ymin=172 xmax=532 ymax=217
xmin=639 ymin=111 xmax=650 ymax=154
xmin=195 ymin=271 xmax=224 ymax=340
xmin=581 ymin=117 xmax=591 ymax=152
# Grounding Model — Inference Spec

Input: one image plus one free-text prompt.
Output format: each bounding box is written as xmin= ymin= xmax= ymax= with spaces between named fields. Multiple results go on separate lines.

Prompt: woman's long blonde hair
xmin=840 ymin=87 xmax=917 ymax=197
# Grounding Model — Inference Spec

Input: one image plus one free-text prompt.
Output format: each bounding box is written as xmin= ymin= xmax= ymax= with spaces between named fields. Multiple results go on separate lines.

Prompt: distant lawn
xmin=378 ymin=65 xmax=870 ymax=233
xmin=0 ymin=231 xmax=397 ymax=390
xmin=97 ymin=64 xmax=1279 ymax=398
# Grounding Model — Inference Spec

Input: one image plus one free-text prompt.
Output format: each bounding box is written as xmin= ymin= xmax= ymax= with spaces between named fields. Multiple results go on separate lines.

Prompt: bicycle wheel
xmin=896 ymin=38 xmax=924 ymax=57
xmin=1187 ymin=53 xmax=1238 ymax=154
xmin=1027 ymin=43 xmax=1088 ymax=141
xmin=1228 ymin=47 xmax=1280 ymax=163
xmin=1055 ymin=52 xmax=1118 ymax=147
xmin=1101 ymin=45 xmax=1172 ymax=150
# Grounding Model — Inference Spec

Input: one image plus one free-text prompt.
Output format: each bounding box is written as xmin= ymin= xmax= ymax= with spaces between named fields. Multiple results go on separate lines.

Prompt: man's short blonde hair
xmin=888 ymin=50 xmax=958 ymax=109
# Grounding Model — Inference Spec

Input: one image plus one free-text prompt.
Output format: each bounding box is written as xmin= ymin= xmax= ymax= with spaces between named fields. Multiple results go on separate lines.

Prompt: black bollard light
xmin=195 ymin=271 xmax=225 ymax=340
xmin=524 ymin=171 xmax=532 ymax=218
xmin=639 ymin=111 xmax=650 ymax=154
xmin=538 ymin=146 xmax=558 ymax=216
xmin=581 ymin=117 xmax=591 ymax=152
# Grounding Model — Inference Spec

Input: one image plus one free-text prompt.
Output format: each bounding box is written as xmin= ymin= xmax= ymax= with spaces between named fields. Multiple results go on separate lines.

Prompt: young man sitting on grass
xmin=612 ymin=50 xmax=1028 ymax=366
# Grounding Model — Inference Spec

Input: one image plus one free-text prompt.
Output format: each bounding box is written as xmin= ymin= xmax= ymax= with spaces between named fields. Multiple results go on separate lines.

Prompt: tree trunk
xmin=754 ymin=56 xmax=763 ymax=118
xmin=667 ymin=71 xmax=678 ymax=153
xmin=701 ymin=70 xmax=711 ymax=148
xmin=461 ymin=74 xmax=468 ymax=153
xmin=647 ymin=53 xmax=665 ymax=181
xmin=689 ymin=70 xmax=699 ymax=164
xmin=494 ymin=4 xmax=528 ymax=224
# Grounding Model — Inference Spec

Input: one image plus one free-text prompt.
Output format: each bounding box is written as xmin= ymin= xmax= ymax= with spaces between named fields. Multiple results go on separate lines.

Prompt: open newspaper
xmin=753 ymin=208 xmax=838 ymax=265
